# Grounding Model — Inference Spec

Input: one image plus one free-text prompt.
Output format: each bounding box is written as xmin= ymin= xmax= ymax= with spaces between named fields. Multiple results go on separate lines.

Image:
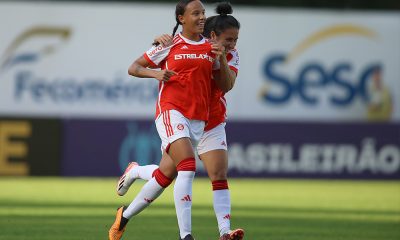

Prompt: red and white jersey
xmin=144 ymin=33 xmax=216 ymax=121
xmin=205 ymin=49 xmax=239 ymax=131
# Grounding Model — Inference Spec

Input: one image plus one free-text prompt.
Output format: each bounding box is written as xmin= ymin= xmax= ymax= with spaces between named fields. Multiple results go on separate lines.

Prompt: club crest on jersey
xmin=174 ymin=53 xmax=214 ymax=63
xmin=177 ymin=124 xmax=184 ymax=131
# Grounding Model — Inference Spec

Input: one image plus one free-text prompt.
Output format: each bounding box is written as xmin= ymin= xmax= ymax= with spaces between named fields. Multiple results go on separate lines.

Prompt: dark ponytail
xmin=172 ymin=22 xmax=180 ymax=37
xmin=203 ymin=2 xmax=240 ymax=38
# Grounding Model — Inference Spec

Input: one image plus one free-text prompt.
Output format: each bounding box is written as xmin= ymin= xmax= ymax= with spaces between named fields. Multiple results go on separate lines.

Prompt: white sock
xmin=122 ymin=177 xmax=164 ymax=219
xmin=130 ymin=164 xmax=159 ymax=181
xmin=213 ymin=189 xmax=231 ymax=236
xmin=174 ymin=171 xmax=195 ymax=238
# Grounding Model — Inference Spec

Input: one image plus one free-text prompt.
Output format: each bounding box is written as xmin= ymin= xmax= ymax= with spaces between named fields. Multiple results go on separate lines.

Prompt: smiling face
xmin=212 ymin=27 xmax=239 ymax=52
xmin=178 ymin=1 xmax=206 ymax=36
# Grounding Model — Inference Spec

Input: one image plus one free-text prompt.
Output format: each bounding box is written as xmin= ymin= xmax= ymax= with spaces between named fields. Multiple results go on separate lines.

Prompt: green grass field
xmin=0 ymin=178 xmax=399 ymax=240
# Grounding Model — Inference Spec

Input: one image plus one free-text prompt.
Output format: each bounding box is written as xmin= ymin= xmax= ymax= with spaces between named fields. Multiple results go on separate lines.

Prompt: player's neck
xmin=181 ymin=31 xmax=201 ymax=42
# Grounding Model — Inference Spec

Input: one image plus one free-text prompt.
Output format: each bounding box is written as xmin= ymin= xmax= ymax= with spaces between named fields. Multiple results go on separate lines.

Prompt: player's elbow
xmin=128 ymin=63 xmax=138 ymax=76
xmin=224 ymin=84 xmax=234 ymax=93
xmin=223 ymin=78 xmax=235 ymax=93
xmin=221 ymin=84 xmax=231 ymax=93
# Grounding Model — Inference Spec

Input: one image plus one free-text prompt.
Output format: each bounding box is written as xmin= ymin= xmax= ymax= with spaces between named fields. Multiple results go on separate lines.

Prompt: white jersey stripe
xmin=220 ymin=97 xmax=227 ymax=108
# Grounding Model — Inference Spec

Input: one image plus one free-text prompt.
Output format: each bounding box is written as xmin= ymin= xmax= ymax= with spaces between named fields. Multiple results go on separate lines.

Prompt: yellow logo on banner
xmin=286 ymin=24 xmax=378 ymax=63
xmin=0 ymin=121 xmax=31 ymax=175
xmin=0 ymin=26 xmax=71 ymax=72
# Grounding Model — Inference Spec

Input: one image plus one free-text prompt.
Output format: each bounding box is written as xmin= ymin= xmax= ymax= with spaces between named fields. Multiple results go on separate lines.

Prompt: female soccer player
xmin=114 ymin=2 xmax=244 ymax=240
xmin=108 ymin=1 xmax=223 ymax=240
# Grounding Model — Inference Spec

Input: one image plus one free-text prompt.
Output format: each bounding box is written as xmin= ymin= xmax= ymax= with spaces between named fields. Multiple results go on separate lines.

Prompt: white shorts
xmin=155 ymin=110 xmax=205 ymax=152
xmin=197 ymin=122 xmax=227 ymax=155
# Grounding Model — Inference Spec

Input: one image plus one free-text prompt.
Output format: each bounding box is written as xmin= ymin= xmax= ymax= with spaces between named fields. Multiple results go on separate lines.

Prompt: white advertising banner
xmin=0 ymin=2 xmax=399 ymax=121
xmin=231 ymin=8 xmax=400 ymax=122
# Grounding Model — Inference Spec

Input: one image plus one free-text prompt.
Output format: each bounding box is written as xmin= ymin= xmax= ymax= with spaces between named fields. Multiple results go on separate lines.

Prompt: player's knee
xmin=208 ymin=169 xmax=227 ymax=182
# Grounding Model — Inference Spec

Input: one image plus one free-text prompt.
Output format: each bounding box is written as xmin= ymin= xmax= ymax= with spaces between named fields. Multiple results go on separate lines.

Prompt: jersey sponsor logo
xmin=227 ymin=51 xmax=239 ymax=68
xmin=147 ymin=45 xmax=164 ymax=57
xmin=232 ymin=55 xmax=239 ymax=67
xmin=174 ymin=53 xmax=215 ymax=63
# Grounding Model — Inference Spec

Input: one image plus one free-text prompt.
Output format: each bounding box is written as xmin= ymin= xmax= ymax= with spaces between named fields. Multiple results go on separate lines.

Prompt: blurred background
xmin=0 ymin=0 xmax=399 ymax=180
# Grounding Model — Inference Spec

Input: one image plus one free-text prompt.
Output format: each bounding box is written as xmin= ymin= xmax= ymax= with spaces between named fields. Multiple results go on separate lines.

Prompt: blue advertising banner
xmin=226 ymin=122 xmax=400 ymax=179
xmin=62 ymin=119 xmax=161 ymax=176
xmin=62 ymin=119 xmax=400 ymax=179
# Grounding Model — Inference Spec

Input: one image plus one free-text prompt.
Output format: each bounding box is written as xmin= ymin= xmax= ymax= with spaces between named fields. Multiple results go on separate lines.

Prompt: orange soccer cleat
xmin=108 ymin=206 xmax=129 ymax=240
xmin=219 ymin=228 xmax=244 ymax=240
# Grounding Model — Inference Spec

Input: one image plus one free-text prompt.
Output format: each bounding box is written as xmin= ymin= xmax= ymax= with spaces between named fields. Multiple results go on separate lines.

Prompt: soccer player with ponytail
xmin=108 ymin=1 xmax=224 ymax=240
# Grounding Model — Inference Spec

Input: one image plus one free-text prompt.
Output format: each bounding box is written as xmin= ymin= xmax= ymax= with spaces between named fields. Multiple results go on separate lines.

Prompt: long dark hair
xmin=172 ymin=0 xmax=197 ymax=36
xmin=203 ymin=2 xmax=240 ymax=38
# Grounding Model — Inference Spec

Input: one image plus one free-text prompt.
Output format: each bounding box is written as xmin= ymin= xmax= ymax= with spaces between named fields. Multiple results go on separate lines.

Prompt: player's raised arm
xmin=213 ymin=50 xmax=237 ymax=93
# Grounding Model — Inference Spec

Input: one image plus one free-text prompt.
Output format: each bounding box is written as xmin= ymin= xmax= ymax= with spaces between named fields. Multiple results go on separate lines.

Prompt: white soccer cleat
xmin=116 ymin=162 xmax=139 ymax=196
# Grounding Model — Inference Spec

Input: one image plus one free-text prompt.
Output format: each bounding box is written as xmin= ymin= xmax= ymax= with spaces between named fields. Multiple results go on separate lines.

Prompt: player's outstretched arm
xmin=128 ymin=56 xmax=176 ymax=82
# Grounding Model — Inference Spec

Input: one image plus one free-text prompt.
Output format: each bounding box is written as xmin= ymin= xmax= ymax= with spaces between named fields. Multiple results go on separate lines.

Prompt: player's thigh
xmin=159 ymin=152 xmax=177 ymax=179
xmin=169 ymin=137 xmax=195 ymax=164
xmin=200 ymin=149 xmax=228 ymax=181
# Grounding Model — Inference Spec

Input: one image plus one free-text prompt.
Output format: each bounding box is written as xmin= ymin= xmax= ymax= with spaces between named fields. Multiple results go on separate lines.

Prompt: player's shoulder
xmin=229 ymin=48 xmax=239 ymax=57
xmin=226 ymin=48 xmax=239 ymax=61
xmin=147 ymin=40 xmax=180 ymax=57
xmin=172 ymin=34 xmax=184 ymax=45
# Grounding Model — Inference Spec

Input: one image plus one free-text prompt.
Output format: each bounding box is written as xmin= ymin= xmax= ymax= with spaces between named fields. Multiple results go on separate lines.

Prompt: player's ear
xmin=210 ymin=31 xmax=217 ymax=41
xmin=178 ymin=15 xmax=185 ymax=24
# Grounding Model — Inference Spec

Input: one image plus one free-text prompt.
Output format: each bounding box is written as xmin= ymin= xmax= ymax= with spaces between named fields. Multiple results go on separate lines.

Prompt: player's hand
xmin=155 ymin=69 xmax=177 ymax=82
xmin=153 ymin=34 xmax=173 ymax=47
xmin=211 ymin=42 xmax=225 ymax=60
